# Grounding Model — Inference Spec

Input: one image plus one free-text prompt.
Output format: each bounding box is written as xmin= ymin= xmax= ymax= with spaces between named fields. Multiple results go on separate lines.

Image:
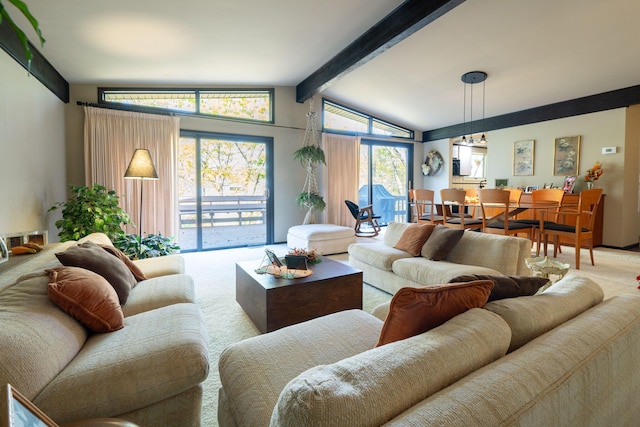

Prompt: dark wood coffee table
xmin=236 ymin=257 xmax=363 ymax=333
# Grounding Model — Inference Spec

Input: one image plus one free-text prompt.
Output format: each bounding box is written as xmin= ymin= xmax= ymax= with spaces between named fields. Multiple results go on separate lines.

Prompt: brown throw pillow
xmin=420 ymin=225 xmax=464 ymax=261
xmin=47 ymin=267 xmax=124 ymax=333
xmin=56 ymin=241 xmax=136 ymax=305
xmin=394 ymin=224 xmax=436 ymax=256
xmin=376 ymin=280 xmax=494 ymax=346
xmin=99 ymin=244 xmax=147 ymax=282
xmin=449 ymin=274 xmax=550 ymax=302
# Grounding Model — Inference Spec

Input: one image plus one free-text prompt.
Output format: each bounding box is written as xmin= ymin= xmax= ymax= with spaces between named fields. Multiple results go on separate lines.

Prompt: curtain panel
xmin=321 ymin=133 xmax=360 ymax=226
xmin=83 ymin=107 xmax=180 ymax=238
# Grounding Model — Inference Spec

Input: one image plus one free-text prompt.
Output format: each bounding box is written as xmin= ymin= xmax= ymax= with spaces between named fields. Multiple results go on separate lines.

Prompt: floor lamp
xmin=124 ymin=149 xmax=159 ymax=250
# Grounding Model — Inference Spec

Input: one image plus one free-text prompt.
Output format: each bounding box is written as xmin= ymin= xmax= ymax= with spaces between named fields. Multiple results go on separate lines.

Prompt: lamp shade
xmin=124 ymin=149 xmax=158 ymax=179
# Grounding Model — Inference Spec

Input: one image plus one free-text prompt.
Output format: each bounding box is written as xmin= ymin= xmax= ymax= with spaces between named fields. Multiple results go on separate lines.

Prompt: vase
xmin=586 ymin=181 xmax=594 ymax=190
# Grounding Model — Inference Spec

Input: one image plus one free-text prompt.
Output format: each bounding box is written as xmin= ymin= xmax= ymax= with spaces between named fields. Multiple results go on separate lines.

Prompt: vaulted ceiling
xmin=6 ymin=0 xmax=640 ymax=139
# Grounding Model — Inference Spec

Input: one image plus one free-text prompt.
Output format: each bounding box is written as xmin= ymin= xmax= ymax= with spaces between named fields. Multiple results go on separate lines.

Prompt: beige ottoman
xmin=287 ymin=224 xmax=356 ymax=255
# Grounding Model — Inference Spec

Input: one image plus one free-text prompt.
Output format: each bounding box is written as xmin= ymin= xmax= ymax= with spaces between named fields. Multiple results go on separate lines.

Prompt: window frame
xmin=98 ymin=87 xmax=275 ymax=124
xmin=321 ymin=98 xmax=414 ymax=139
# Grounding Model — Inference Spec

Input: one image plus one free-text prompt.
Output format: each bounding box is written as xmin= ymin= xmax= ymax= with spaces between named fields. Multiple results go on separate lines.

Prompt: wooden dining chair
xmin=408 ymin=189 xmax=418 ymax=223
xmin=506 ymin=188 xmax=523 ymax=204
xmin=478 ymin=189 xmax=535 ymax=239
xmin=413 ymin=189 xmax=444 ymax=224
xmin=440 ymin=189 xmax=483 ymax=230
xmin=539 ymin=188 xmax=603 ymax=269
xmin=515 ymin=188 xmax=566 ymax=254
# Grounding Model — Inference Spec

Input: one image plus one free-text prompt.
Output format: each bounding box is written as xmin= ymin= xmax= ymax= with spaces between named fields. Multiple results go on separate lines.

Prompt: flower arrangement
xmin=288 ymin=247 xmax=320 ymax=263
xmin=636 ymin=275 xmax=640 ymax=290
xmin=584 ymin=161 xmax=603 ymax=182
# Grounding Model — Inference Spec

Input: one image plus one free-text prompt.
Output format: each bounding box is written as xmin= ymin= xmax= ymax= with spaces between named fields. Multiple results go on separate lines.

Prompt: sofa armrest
xmin=218 ymin=310 xmax=382 ymax=427
xmin=133 ymin=255 xmax=185 ymax=278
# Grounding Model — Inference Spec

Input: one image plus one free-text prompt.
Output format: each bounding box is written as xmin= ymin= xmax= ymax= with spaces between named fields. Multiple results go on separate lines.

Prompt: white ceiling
xmin=11 ymin=0 xmax=640 ymax=132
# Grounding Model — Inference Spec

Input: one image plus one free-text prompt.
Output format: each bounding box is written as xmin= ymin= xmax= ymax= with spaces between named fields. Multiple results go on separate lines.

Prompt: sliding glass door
xmin=178 ymin=131 xmax=273 ymax=251
xmin=359 ymin=139 xmax=413 ymax=225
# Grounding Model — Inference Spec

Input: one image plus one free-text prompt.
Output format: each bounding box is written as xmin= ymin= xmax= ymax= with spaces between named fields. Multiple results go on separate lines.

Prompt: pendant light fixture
xmin=461 ymin=71 xmax=488 ymax=144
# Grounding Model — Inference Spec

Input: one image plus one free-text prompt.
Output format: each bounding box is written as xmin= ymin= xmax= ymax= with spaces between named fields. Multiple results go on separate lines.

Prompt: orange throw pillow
xmin=47 ymin=267 xmax=125 ymax=333
xmin=376 ymin=280 xmax=494 ymax=346
xmin=394 ymin=224 xmax=436 ymax=256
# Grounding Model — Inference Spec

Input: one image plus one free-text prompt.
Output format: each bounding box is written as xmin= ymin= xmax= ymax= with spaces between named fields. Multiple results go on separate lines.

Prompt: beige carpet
xmin=182 ymin=240 xmax=640 ymax=426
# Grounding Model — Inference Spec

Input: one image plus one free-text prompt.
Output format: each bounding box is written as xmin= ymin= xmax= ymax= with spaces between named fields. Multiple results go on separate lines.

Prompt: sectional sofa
xmin=0 ymin=233 xmax=209 ymax=426
xmin=348 ymin=222 xmax=532 ymax=295
xmin=217 ymin=274 xmax=640 ymax=426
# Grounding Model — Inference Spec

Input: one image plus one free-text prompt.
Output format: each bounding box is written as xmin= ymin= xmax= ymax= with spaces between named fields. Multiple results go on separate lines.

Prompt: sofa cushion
xmin=56 ymin=241 xmax=136 ymax=305
xmin=484 ymin=273 xmax=604 ymax=351
xmin=47 ymin=267 xmax=124 ymax=333
xmin=420 ymin=225 xmax=464 ymax=261
xmin=377 ymin=280 xmax=494 ymax=346
xmin=122 ymin=274 xmax=196 ymax=317
xmin=391 ymin=257 xmax=502 ymax=287
xmin=449 ymin=274 xmax=550 ymax=301
xmin=99 ymin=244 xmax=147 ymax=282
xmin=444 ymin=231 xmax=531 ymax=275
xmin=0 ymin=271 xmax=88 ymax=400
xmin=33 ymin=303 xmax=210 ymax=423
xmin=77 ymin=232 xmax=115 ymax=246
xmin=270 ymin=308 xmax=511 ymax=427
xmin=348 ymin=241 xmax=413 ymax=271
xmin=131 ymin=254 xmax=185 ymax=278
xmin=382 ymin=221 xmax=411 ymax=247
xmin=219 ymin=310 xmax=383 ymax=427
xmin=394 ymin=224 xmax=435 ymax=256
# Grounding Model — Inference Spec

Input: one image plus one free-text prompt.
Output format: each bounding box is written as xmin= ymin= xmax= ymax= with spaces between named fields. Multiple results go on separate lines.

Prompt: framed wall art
xmin=553 ymin=135 xmax=580 ymax=176
xmin=0 ymin=238 xmax=8 ymax=264
xmin=1 ymin=383 xmax=59 ymax=427
xmin=513 ymin=139 xmax=534 ymax=176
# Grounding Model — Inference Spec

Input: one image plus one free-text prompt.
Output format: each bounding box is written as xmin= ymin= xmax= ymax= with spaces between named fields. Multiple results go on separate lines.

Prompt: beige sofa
xmin=0 ymin=233 xmax=209 ymax=426
xmin=348 ymin=222 xmax=532 ymax=295
xmin=217 ymin=274 xmax=640 ymax=426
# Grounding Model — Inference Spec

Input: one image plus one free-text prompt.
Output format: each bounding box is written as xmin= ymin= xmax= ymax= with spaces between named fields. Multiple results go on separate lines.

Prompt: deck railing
xmin=179 ymin=195 xmax=267 ymax=228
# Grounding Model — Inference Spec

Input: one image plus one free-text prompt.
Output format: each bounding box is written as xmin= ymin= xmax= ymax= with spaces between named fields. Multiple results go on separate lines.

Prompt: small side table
xmin=525 ymin=256 xmax=570 ymax=292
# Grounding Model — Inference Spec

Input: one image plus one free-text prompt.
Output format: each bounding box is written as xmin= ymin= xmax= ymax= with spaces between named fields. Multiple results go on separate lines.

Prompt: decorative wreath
xmin=422 ymin=150 xmax=443 ymax=176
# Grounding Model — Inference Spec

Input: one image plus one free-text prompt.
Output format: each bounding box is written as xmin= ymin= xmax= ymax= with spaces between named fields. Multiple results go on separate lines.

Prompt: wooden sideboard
xmin=516 ymin=193 xmax=604 ymax=247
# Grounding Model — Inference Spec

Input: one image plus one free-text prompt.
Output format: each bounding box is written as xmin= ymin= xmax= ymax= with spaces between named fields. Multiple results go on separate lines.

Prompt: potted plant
xmin=49 ymin=184 xmax=132 ymax=242
xmin=112 ymin=233 xmax=180 ymax=260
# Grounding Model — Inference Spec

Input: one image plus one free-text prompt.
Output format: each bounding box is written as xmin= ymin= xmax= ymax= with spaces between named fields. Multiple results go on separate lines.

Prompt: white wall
xmin=0 ymin=52 xmax=67 ymax=241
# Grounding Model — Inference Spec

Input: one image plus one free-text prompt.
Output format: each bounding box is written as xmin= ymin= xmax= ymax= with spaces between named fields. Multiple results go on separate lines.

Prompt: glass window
xmin=102 ymin=90 xmax=196 ymax=113
xmin=322 ymin=99 xmax=414 ymax=139
xmin=99 ymin=88 xmax=274 ymax=123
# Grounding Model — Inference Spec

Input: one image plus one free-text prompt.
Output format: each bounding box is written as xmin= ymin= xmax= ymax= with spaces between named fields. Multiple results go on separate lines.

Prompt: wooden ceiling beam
xmin=422 ymin=85 xmax=640 ymax=142
xmin=295 ymin=0 xmax=465 ymax=103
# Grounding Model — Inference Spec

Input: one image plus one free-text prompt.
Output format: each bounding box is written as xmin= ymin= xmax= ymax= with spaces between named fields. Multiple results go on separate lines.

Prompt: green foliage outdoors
xmin=112 ymin=233 xmax=180 ymax=260
xmin=0 ymin=0 xmax=46 ymax=66
xmin=49 ymin=184 xmax=132 ymax=242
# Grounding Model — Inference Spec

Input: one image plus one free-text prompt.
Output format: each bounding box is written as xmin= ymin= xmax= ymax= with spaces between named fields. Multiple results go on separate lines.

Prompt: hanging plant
xmin=295 ymin=101 xmax=326 ymax=224
xmin=296 ymin=192 xmax=326 ymax=211
xmin=293 ymin=145 xmax=326 ymax=166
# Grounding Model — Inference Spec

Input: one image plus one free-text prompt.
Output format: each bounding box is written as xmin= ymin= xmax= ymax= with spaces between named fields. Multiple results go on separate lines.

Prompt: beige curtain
xmin=83 ymin=107 xmax=180 ymax=239
xmin=321 ymin=133 xmax=360 ymax=226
